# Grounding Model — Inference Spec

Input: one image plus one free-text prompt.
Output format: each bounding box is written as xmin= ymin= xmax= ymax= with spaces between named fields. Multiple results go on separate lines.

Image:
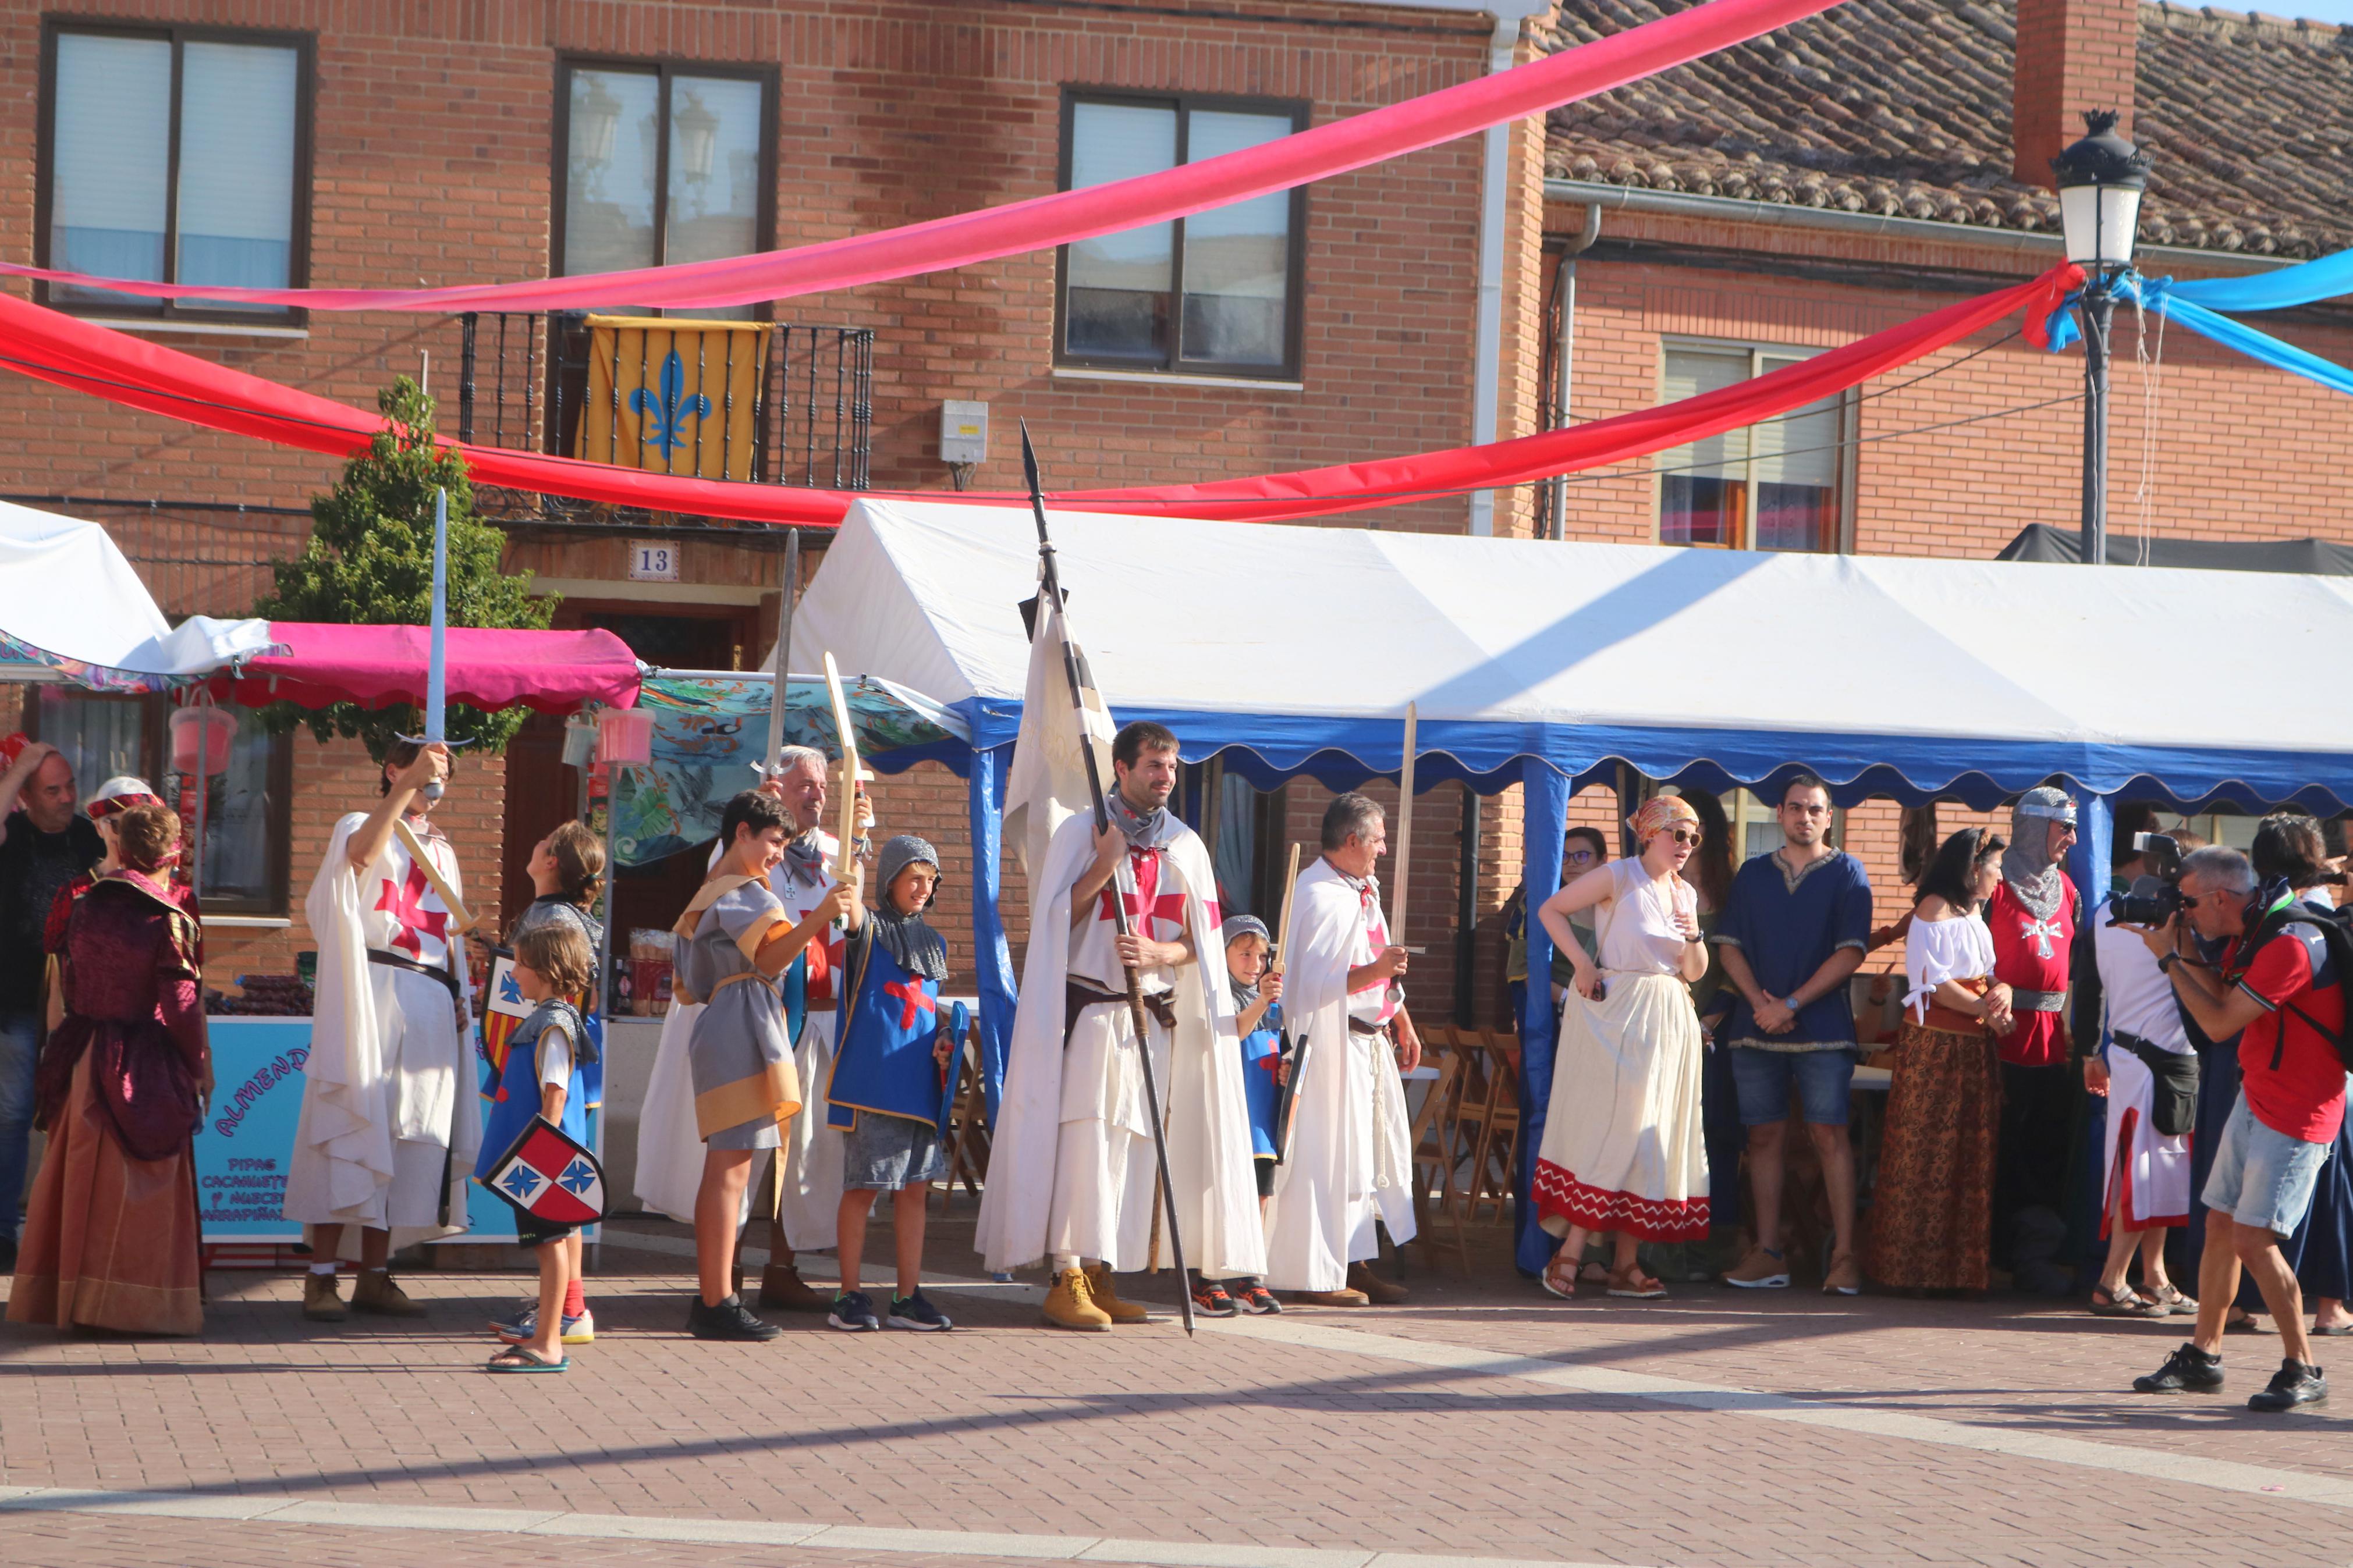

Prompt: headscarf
xmin=869 ymin=834 xmax=948 ymax=982
xmin=1630 ymin=793 xmax=1701 ymax=846
xmin=86 ymin=775 xmax=161 ymax=821
xmin=2002 ymin=787 xmax=2077 ymax=920
xmin=1222 ymin=913 xmax=1272 ymax=1014
xmin=1105 ymin=785 xmax=1182 ymax=850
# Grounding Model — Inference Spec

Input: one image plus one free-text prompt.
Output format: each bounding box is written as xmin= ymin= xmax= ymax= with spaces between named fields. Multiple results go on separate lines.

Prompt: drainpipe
xmin=1546 ymin=203 xmax=1602 ymax=540
xmin=1465 ymin=8 xmax=1531 ymax=539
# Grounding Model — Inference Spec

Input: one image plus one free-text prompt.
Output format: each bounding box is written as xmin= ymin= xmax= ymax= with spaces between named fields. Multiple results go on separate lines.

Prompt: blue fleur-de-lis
xmin=629 ymin=349 xmax=711 ymax=456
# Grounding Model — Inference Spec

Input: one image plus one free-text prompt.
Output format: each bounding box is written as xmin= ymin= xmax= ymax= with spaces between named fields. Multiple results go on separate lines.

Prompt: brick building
xmin=0 ymin=0 xmax=2344 ymax=1024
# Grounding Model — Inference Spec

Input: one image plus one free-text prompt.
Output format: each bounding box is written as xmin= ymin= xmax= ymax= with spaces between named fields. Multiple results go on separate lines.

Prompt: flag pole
xmin=1021 ymin=420 xmax=1195 ymax=1338
xmin=764 ymin=529 xmax=800 ymax=778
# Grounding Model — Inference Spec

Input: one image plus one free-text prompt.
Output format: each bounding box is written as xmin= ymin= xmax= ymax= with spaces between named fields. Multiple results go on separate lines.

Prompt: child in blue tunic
xmin=476 ymin=920 xmax=599 ymax=1372
xmin=1219 ymin=915 xmax=1284 ymax=1316
xmin=825 ymin=834 xmax=957 ymax=1334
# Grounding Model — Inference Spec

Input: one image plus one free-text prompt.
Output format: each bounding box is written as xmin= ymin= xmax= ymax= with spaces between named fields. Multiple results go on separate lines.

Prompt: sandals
xmin=2141 ymin=1283 xmax=2197 ymax=1317
xmin=1539 ymin=1255 xmax=1580 ymax=1302
xmin=2089 ymin=1284 xmax=2163 ymax=1318
xmin=486 ymin=1345 xmax=568 ymax=1374
xmin=1606 ymin=1266 xmax=1668 ymax=1300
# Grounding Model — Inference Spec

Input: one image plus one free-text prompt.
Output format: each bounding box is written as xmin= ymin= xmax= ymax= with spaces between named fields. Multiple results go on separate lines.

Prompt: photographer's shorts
xmin=2202 ymin=1091 xmax=2331 ymax=1239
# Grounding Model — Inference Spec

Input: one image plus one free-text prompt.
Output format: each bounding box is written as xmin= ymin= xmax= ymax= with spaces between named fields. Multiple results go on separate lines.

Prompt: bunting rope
xmin=0 ymin=269 xmax=2074 ymax=526
xmin=0 ymin=0 xmax=1843 ymax=313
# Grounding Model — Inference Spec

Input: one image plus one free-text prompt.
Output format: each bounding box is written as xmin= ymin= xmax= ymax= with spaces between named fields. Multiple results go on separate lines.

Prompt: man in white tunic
xmin=284 ymin=740 xmax=480 ymax=1322
xmin=631 ymin=745 xmax=869 ymax=1310
xmin=1265 ymin=792 xmax=1421 ymax=1306
xmin=978 ymin=721 xmax=1263 ymax=1329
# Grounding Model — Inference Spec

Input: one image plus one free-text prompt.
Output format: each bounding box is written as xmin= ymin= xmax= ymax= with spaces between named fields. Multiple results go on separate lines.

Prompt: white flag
xmin=1003 ymin=588 xmax=1116 ymax=886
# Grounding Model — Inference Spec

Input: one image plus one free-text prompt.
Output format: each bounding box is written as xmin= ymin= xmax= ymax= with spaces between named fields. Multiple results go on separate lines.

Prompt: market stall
xmin=787 ymin=495 xmax=2353 ymax=1271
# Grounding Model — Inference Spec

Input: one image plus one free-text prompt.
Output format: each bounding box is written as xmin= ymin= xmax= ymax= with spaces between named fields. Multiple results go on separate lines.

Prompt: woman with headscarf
xmin=1529 ymin=794 xmax=1712 ymax=1301
xmin=10 ymin=803 xmax=210 ymax=1335
xmin=1864 ymin=826 xmax=2012 ymax=1293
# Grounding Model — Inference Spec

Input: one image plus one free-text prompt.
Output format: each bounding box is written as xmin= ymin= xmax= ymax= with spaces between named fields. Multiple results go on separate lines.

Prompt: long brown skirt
xmin=8 ymin=1050 xmax=202 ymax=1335
xmin=1864 ymin=1021 xmax=2000 ymax=1292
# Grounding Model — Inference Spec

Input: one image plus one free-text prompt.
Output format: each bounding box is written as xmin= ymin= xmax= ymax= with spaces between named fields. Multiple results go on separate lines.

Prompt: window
xmin=38 ymin=23 xmax=310 ymax=318
xmin=30 ymin=691 xmax=293 ymax=916
xmin=1057 ymin=93 xmax=1308 ymax=379
xmin=555 ymin=60 xmax=776 ymax=320
xmin=1657 ymin=344 xmax=1852 ymax=551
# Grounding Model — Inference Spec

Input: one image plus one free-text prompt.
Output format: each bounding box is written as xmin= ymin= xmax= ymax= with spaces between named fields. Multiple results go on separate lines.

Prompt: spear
xmin=758 ymin=528 xmax=801 ymax=780
xmin=1021 ymin=420 xmax=1194 ymax=1338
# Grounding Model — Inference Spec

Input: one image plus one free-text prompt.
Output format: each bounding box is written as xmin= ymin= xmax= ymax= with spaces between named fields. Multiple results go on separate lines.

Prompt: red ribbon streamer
xmin=0 ymin=0 xmax=1844 ymax=312
xmin=0 ymin=269 xmax=2067 ymax=526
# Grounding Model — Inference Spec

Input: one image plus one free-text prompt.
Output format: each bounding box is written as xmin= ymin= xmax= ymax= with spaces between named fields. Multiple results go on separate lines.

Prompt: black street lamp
xmin=2052 ymin=110 xmax=2151 ymax=567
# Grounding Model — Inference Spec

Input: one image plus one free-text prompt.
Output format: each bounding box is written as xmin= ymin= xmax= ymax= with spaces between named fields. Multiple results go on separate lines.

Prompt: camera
xmin=2109 ymin=832 xmax=2186 ymax=927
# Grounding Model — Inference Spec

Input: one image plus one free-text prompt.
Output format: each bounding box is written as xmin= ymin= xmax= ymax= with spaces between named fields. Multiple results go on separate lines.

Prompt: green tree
xmin=254 ymin=377 xmax=556 ymax=760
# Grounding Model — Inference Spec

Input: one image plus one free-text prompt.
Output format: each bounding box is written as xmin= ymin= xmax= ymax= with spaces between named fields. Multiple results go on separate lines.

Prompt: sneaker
xmin=561 ymin=1307 xmax=596 ymax=1345
xmin=1724 ymin=1245 xmax=1790 ymax=1290
xmin=492 ymin=1304 xmax=595 ymax=1345
xmin=1190 ymin=1280 xmax=1240 ymax=1318
xmin=1233 ymin=1282 xmax=1282 ymax=1315
xmin=828 ymin=1290 xmax=883 ymax=1332
xmin=888 ymin=1291 xmax=954 ymax=1332
xmin=2132 ymin=1341 xmax=2225 ymax=1394
xmin=1821 ymin=1253 xmax=1862 ymax=1297
xmin=687 ymin=1292 xmax=782 ymax=1342
xmin=2248 ymin=1359 xmax=2328 ymax=1412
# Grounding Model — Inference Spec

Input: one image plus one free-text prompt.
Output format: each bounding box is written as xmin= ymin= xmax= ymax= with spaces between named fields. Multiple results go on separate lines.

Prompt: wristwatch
xmin=2157 ymin=951 xmax=2180 ymax=973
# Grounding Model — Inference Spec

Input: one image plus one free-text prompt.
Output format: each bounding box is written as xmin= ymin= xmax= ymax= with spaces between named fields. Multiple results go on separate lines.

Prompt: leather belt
xmin=368 ymin=948 xmax=457 ymax=1001
xmin=1065 ymin=977 xmax=1176 ymax=1047
xmin=1346 ymin=1014 xmax=1391 ymax=1037
xmin=2013 ymin=987 xmax=2066 ymax=1013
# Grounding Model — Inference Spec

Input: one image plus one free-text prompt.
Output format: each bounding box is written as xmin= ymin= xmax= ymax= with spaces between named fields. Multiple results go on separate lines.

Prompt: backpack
xmin=2234 ymin=897 xmax=2353 ymax=1075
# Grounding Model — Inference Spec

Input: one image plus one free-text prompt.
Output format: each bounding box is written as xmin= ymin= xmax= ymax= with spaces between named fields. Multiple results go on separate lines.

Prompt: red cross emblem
xmin=1098 ymin=849 xmax=1187 ymax=938
xmin=375 ymin=860 xmax=448 ymax=959
xmin=883 ymin=975 xmax=936 ymax=1031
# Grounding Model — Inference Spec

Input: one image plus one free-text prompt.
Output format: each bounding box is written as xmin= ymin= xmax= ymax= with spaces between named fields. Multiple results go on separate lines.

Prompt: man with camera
xmin=2128 ymin=844 xmax=2341 ymax=1411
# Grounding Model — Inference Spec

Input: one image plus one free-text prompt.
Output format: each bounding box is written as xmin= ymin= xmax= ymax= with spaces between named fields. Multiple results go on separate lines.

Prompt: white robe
xmin=283 ymin=809 xmax=480 ymax=1247
xmin=975 ymin=810 xmax=1265 ymax=1279
xmin=1263 ymin=856 xmax=1417 ymax=1292
xmin=771 ymin=854 xmax=846 ymax=1250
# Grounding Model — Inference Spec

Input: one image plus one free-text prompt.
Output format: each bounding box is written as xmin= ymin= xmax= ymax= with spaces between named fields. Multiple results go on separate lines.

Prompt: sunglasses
xmin=1664 ymin=828 xmax=1702 ymax=847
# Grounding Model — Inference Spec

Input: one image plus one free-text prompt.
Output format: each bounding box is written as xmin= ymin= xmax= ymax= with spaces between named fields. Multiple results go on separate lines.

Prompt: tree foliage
xmin=253 ymin=377 xmax=555 ymax=760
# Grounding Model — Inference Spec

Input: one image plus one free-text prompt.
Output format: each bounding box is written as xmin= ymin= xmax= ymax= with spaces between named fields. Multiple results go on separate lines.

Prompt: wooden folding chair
xmin=1465 ymin=1029 xmax=1524 ymax=1227
xmin=934 ymin=1014 xmax=993 ymax=1210
xmin=1407 ymin=1027 xmax=1473 ymax=1271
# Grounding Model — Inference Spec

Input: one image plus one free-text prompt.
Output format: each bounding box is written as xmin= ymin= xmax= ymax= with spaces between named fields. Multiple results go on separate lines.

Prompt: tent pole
xmin=1515 ymin=758 xmax=1570 ymax=1277
xmin=966 ymin=743 xmax=1017 ymax=1126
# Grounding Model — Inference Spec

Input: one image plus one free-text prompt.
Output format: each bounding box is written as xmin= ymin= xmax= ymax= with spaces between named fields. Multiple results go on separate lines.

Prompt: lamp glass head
xmin=2052 ymin=109 xmax=2150 ymax=269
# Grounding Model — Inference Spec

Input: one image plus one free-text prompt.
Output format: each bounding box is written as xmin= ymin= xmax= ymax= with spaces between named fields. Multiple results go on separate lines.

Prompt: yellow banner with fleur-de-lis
xmin=577 ymin=317 xmax=770 ymax=482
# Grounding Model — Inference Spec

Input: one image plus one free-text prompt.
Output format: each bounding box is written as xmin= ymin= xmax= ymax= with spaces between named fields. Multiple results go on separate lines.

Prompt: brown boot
xmin=1083 ymin=1263 xmax=1150 ymax=1324
xmin=1042 ymin=1268 xmax=1113 ymax=1331
xmin=1349 ymin=1261 xmax=1409 ymax=1304
xmin=1283 ymin=1288 xmax=1371 ymax=1307
xmin=758 ymin=1261 xmax=831 ymax=1313
xmin=349 ymin=1268 xmax=427 ymax=1318
xmin=301 ymin=1271 xmax=347 ymax=1322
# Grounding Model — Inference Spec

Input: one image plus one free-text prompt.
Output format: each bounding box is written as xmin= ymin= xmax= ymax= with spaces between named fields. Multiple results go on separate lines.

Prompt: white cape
xmin=1264 ymin=856 xmax=1417 ymax=1292
xmin=974 ymin=809 xmax=1266 ymax=1279
xmin=283 ymin=810 xmax=479 ymax=1246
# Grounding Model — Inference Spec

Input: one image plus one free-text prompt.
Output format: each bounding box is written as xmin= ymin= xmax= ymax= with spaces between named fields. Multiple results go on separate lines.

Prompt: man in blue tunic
xmin=1709 ymin=774 xmax=1873 ymax=1295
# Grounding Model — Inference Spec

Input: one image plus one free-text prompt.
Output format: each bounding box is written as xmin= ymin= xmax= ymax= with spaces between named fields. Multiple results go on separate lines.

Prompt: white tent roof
xmin=0 ymin=502 xmax=277 ymax=685
xmin=791 ymin=497 xmax=2353 ymax=807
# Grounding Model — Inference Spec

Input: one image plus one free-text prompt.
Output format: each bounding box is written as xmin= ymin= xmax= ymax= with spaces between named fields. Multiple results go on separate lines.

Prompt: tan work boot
xmin=1283 ymin=1288 xmax=1370 ymax=1307
xmin=758 ymin=1261 xmax=831 ymax=1313
xmin=1348 ymin=1261 xmax=1409 ymax=1304
xmin=1083 ymin=1263 xmax=1150 ymax=1324
xmin=1042 ymin=1267 xmax=1113 ymax=1331
xmin=301 ymin=1271 xmax=347 ymax=1322
xmin=349 ymin=1269 xmax=427 ymax=1318
xmin=1821 ymin=1252 xmax=1862 ymax=1297
xmin=1723 ymin=1245 xmax=1791 ymax=1289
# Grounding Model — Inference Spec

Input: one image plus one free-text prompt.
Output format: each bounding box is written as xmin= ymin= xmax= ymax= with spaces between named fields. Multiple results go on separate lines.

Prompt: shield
xmin=484 ymin=1116 xmax=606 ymax=1225
xmin=480 ymin=948 xmax=528 ymax=1082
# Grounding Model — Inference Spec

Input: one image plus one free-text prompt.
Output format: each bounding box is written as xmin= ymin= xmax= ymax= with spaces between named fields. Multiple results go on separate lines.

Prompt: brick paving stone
xmin=0 ymin=1213 xmax=2347 ymax=1568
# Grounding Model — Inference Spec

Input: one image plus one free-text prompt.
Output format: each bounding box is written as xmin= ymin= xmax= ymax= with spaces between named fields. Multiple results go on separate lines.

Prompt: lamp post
xmin=2052 ymin=110 xmax=2150 ymax=567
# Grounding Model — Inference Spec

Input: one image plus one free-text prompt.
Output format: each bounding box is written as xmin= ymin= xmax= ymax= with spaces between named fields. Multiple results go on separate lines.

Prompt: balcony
xmin=455 ymin=312 xmax=873 ymax=531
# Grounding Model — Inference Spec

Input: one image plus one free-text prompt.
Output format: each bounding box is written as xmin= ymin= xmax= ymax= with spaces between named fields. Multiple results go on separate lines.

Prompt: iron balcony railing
xmin=455 ymin=311 xmax=873 ymax=523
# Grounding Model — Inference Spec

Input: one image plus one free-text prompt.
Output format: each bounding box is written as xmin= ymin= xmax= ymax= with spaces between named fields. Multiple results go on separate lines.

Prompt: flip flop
xmin=2312 ymin=1323 xmax=2353 ymax=1336
xmin=487 ymin=1346 xmax=568 ymax=1373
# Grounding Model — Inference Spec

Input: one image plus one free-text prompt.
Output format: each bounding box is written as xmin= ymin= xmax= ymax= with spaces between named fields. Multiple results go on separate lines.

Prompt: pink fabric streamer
xmin=0 ymin=0 xmax=1843 ymax=312
xmin=222 ymin=624 xmax=641 ymax=713
xmin=0 ymin=269 xmax=2068 ymax=525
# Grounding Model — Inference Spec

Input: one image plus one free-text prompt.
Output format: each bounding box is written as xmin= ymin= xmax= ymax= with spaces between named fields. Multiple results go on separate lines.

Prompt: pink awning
xmin=214 ymin=624 xmax=640 ymax=713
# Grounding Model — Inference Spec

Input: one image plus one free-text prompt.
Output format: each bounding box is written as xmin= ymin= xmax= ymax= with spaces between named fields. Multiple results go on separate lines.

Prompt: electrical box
xmin=940 ymin=400 xmax=989 ymax=465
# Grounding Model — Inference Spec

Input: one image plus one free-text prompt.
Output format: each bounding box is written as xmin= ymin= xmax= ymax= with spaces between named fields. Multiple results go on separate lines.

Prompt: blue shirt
xmin=1710 ymin=849 xmax=1872 ymax=1052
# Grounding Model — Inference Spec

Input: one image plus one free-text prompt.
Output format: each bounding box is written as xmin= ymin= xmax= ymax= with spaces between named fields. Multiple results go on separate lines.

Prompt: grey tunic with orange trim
xmin=677 ymin=879 xmax=803 ymax=1151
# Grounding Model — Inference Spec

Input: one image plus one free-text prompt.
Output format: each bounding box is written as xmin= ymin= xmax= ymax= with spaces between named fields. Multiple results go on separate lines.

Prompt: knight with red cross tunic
xmin=283 ymin=739 xmax=481 ymax=1322
xmin=1986 ymin=785 xmax=2083 ymax=1281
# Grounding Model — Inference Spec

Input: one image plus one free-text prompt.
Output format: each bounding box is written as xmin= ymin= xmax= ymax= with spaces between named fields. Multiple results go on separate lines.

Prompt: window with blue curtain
xmin=42 ymin=24 xmax=310 ymax=319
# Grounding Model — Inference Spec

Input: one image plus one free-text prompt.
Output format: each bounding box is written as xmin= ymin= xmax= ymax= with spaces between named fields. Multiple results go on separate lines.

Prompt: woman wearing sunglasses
xmin=1528 ymin=794 xmax=1714 ymax=1301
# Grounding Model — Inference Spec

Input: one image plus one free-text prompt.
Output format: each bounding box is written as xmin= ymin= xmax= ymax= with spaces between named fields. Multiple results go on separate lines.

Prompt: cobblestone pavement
xmin=3 ymin=1213 xmax=2348 ymax=1568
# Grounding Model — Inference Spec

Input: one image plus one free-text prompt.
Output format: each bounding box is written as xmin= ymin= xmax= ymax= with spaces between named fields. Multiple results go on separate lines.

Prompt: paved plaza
xmin=3 ymin=1213 xmax=2349 ymax=1568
